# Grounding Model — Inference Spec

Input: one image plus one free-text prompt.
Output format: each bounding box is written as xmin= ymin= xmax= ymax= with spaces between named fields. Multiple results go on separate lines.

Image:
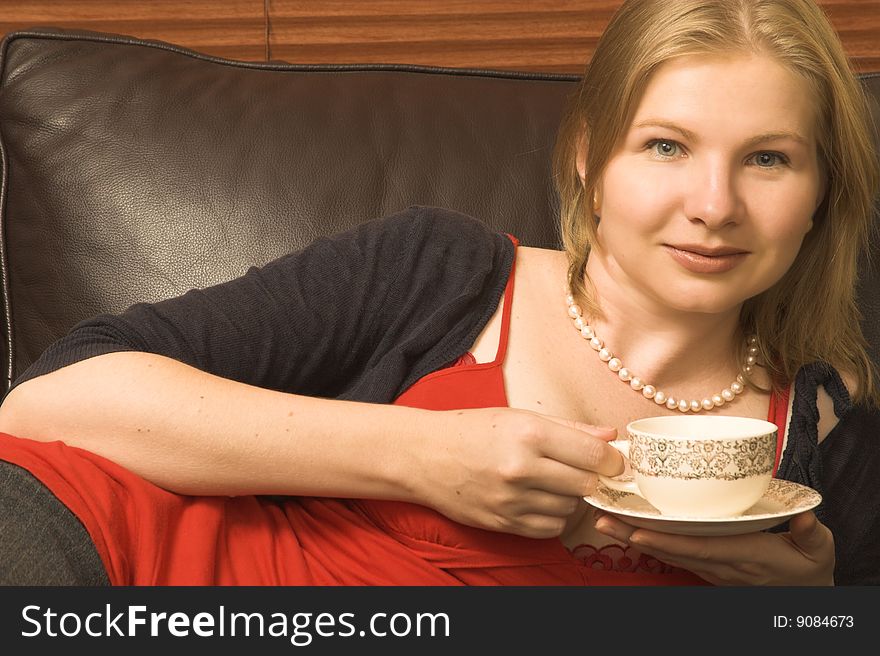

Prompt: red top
xmin=0 ymin=238 xmax=789 ymax=585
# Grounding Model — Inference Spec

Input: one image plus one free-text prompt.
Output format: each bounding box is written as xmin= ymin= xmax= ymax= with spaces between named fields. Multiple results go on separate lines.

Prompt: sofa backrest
xmin=1 ymin=29 xmax=878 ymax=392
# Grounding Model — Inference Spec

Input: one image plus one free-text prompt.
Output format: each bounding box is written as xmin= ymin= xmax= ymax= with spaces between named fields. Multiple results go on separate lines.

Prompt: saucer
xmin=583 ymin=478 xmax=822 ymax=537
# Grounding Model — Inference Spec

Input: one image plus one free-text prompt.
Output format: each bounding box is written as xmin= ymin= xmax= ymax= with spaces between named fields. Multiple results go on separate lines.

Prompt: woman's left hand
xmin=594 ymin=510 xmax=835 ymax=585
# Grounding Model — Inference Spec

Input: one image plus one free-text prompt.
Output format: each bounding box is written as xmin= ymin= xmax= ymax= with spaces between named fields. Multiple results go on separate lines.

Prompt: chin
xmin=652 ymin=284 xmax=747 ymax=315
xmin=675 ymin=301 xmax=742 ymax=315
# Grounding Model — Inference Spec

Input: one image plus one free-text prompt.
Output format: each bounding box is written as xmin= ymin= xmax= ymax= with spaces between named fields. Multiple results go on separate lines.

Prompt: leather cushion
xmin=0 ymin=29 xmax=877 ymax=390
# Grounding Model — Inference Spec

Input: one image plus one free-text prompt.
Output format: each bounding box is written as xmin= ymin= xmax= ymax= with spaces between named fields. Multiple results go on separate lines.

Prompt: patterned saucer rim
xmin=583 ymin=478 xmax=821 ymax=524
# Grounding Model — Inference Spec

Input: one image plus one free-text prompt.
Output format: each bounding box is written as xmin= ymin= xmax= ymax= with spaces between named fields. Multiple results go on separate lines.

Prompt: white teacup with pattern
xmin=599 ymin=415 xmax=778 ymax=518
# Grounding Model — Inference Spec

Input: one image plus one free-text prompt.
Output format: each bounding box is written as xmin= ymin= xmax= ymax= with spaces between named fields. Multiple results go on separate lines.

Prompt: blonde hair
xmin=553 ymin=0 xmax=880 ymax=405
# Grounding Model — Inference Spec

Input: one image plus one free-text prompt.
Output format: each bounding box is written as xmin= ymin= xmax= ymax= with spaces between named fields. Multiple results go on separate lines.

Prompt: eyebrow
xmin=632 ymin=119 xmax=810 ymax=147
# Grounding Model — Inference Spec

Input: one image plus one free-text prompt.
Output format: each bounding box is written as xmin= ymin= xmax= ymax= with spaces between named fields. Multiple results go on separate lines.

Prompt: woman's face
xmin=593 ymin=53 xmax=823 ymax=315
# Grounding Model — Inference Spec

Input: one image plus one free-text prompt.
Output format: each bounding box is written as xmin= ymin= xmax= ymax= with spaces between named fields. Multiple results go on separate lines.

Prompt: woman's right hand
xmin=413 ymin=407 xmax=624 ymax=538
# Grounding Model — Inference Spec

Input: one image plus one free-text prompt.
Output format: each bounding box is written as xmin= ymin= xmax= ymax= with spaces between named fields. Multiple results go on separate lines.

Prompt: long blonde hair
xmin=553 ymin=0 xmax=880 ymax=405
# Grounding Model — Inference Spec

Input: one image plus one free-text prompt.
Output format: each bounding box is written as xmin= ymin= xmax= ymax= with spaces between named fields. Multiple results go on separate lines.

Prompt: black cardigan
xmin=14 ymin=206 xmax=880 ymax=585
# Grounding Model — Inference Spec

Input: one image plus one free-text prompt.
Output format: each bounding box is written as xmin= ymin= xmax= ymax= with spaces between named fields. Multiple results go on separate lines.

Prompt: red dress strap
xmin=491 ymin=234 xmax=519 ymax=365
xmin=767 ymin=383 xmax=791 ymax=477
xmin=393 ymin=234 xmax=518 ymax=409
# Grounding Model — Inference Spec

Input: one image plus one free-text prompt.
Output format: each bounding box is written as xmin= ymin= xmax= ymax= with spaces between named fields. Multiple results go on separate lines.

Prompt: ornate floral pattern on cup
xmin=628 ymin=433 xmax=776 ymax=480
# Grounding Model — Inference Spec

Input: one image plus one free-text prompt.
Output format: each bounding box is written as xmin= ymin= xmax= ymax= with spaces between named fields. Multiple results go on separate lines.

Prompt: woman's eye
xmin=647 ymin=139 xmax=681 ymax=158
xmin=751 ymin=152 xmax=788 ymax=168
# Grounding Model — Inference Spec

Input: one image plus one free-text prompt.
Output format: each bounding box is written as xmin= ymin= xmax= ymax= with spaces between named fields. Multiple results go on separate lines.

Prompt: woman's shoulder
xmin=510 ymin=246 xmax=568 ymax=313
xmin=515 ymin=245 xmax=568 ymax=279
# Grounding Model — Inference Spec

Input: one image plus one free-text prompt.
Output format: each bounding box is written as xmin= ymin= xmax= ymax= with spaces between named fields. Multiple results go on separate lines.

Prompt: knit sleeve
xmin=10 ymin=206 xmax=513 ymax=402
xmin=817 ymin=401 xmax=880 ymax=585
xmin=779 ymin=362 xmax=880 ymax=585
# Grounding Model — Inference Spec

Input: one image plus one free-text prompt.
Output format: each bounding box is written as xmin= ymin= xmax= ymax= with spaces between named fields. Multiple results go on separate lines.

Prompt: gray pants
xmin=0 ymin=460 xmax=109 ymax=585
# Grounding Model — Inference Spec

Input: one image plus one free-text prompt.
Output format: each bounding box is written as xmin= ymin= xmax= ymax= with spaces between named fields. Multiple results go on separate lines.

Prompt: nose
xmin=683 ymin=157 xmax=740 ymax=229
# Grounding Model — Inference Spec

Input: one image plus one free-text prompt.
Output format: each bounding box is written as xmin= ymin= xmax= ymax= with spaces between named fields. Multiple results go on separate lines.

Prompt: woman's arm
xmin=0 ymin=350 xmax=623 ymax=538
xmin=0 ymin=351 xmax=429 ymax=499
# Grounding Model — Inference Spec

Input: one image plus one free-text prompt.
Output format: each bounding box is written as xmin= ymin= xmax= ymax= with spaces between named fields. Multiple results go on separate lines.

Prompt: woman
xmin=0 ymin=0 xmax=877 ymax=585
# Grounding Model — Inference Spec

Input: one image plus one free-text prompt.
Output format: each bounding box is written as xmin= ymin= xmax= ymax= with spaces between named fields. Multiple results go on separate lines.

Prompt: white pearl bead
xmin=608 ymin=357 xmax=622 ymax=371
xmin=590 ymin=337 xmax=603 ymax=351
xmin=641 ymin=384 xmax=655 ymax=398
xmin=736 ymin=374 xmax=745 ymax=384
xmin=702 ymin=398 xmax=715 ymax=410
xmin=574 ymin=316 xmax=585 ymax=330
xmin=731 ymin=381 xmax=744 ymax=394
xmin=666 ymin=396 xmax=677 ymax=410
xmin=678 ymin=399 xmax=690 ymax=412
xmin=568 ymin=304 xmax=581 ymax=318
xmin=712 ymin=393 xmax=724 ymax=406
xmin=748 ymin=335 xmax=758 ymax=345
xmin=654 ymin=390 xmax=666 ymax=404
xmin=618 ymin=367 xmax=632 ymax=381
xmin=746 ymin=354 xmax=757 ymax=365
xmin=565 ymin=294 xmax=574 ymax=305
xmin=690 ymin=400 xmax=701 ymax=412
xmin=748 ymin=346 xmax=759 ymax=356
xmin=599 ymin=348 xmax=612 ymax=362
xmin=744 ymin=365 xmax=753 ymax=375
xmin=580 ymin=326 xmax=594 ymax=339
xmin=721 ymin=388 xmax=735 ymax=402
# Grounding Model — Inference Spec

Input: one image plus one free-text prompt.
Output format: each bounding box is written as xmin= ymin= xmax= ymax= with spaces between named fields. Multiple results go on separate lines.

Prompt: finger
xmin=628 ymin=529 xmax=713 ymax=556
xmin=594 ymin=515 xmax=687 ymax=558
xmin=625 ymin=538 xmax=695 ymax=566
xmin=525 ymin=457 xmax=598 ymax=496
xmin=511 ymin=489 xmax=582 ymax=518
xmin=631 ymin=542 xmax=751 ymax=586
xmin=532 ymin=420 xmax=625 ymax=477
xmin=507 ymin=513 xmax=568 ymax=539
xmin=788 ymin=511 xmax=831 ymax=557
xmin=540 ymin=414 xmax=619 ymax=441
xmin=594 ymin=513 xmax=639 ymax=544
xmin=600 ymin=519 xmax=741 ymax=566
xmin=595 ymin=513 xmax=813 ymax=586
xmin=593 ymin=517 xmax=718 ymax=578
xmin=592 ymin=515 xmax=746 ymax=583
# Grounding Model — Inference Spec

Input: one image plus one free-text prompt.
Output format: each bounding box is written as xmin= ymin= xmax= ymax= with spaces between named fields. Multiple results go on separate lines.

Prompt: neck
xmin=581 ymin=251 xmax=743 ymax=391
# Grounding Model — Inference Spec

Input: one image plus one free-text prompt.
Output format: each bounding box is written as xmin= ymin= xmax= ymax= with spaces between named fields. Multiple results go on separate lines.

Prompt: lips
xmin=668 ymin=243 xmax=749 ymax=257
xmin=664 ymin=244 xmax=749 ymax=274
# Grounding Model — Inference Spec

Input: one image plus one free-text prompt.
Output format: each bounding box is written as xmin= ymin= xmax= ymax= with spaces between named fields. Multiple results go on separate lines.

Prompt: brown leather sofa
xmin=0 ymin=27 xmax=878 ymax=394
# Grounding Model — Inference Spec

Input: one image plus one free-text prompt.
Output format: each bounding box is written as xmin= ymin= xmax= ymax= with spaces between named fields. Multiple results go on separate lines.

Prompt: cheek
xmin=599 ymin=160 xmax=674 ymax=234
xmin=753 ymin=188 xmax=817 ymax=252
xmin=748 ymin=203 xmax=816 ymax=292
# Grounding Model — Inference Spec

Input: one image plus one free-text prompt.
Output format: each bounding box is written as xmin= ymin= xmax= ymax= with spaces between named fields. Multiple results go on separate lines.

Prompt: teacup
xmin=599 ymin=415 xmax=778 ymax=518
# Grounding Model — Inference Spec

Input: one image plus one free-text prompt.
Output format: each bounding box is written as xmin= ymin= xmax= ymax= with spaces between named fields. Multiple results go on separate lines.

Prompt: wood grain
xmin=0 ymin=0 xmax=875 ymax=73
xmin=266 ymin=0 xmax=880 ymax=73
xmin=267 ymin=0 xmax=612 ymax=72
xmin=820 ymin=0 xmax=880 ymax=72
xmin=0 ymin=0 xmax=267 ymax=61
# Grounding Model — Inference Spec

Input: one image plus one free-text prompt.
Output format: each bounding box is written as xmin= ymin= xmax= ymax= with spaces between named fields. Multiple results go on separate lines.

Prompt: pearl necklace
xmin=565 ymin=290 xmax=757 ymax=413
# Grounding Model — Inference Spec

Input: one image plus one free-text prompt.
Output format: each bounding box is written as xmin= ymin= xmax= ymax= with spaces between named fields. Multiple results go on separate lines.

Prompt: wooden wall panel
xmin=0 ymin=0 xmax=876 ymax=73
xmin=267 ymin=0 xmax=879 ymax=73
xmin=820 ymin=0 xmax=880 ymax=72
xmin=266 ymin=0 xmax=612 ymax=72
xmin=0 ymin=0 xmax=267 ymax=61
